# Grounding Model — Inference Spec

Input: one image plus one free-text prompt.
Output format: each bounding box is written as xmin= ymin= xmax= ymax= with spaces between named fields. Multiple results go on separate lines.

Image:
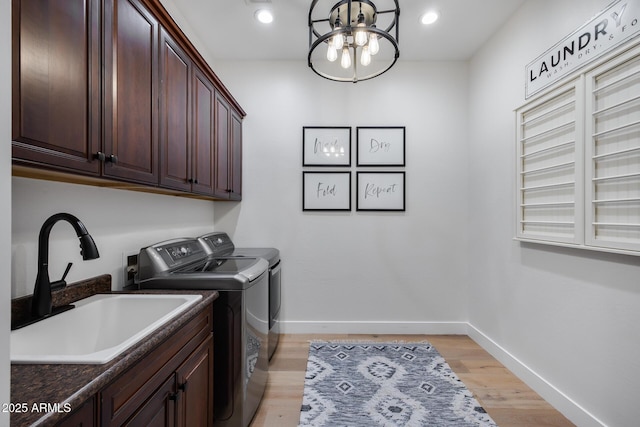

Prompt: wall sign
xmin=356 ymin=172 xmax=405 ymax=211
xmin=302 ymin=171 xmax=351 ymax=211
xmin=525 ymin=0 xmax=640 ymax=98
xmin=356 ymin=127 xmax=406 ymax=166
xmin=303 ymin=127 xmax=351 ymax=166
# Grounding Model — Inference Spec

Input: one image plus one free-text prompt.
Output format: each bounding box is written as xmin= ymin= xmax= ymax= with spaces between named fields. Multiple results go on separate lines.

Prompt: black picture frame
xmin=303 ymin=171 xmax=352 ymax=211
xmin=356 ymin=172 xmax=405 ymax=211
xmin=356 ymin=126 xmax=406 ymax=166
xmin=303 ymin=126 xmax=351 ymax=166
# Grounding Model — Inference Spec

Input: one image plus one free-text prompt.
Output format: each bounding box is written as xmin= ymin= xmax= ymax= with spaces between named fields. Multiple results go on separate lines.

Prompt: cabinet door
xmin=159 ymin=29 xmax=191 ymax=192
xmin=123 ymin=376 xmax=176 ymax=427
xmin=12 ymin=0 xmax=101 ymax=175
xmin=103 ymin=0 xmax=159 ymax=184
xmin=176 ymin=336 xmax=214 ymax=427
xmin=55 ymin=396 xmax=95 ymax=426
xmin=191 ymin=68 xmax=216 ymax=196
xmin=230 ymin=111 xmax=243 ymax=200
xmin=213 ymin=93 xmax=243 ymax=200
xmin=214 ymin=93 xmax=231 ymax=198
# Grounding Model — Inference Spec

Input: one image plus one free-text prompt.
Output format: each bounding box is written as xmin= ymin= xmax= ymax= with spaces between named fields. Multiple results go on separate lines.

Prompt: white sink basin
xmin=11 ymin=293 xmax=202 ymax=364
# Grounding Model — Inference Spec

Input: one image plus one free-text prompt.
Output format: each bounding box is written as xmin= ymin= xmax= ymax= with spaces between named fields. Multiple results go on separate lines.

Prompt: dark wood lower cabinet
xmin=55 ymin=303 xmax=214 ymax=427
xmin=121 ymin=336 xmax=214 ymax=427
xmin=55 ymin=397 xmax=96 ymax=427
xmin=123 ymin=376 xmax=176 ymax=427
xmin=176 ymin=337 xmax=214 ymax=427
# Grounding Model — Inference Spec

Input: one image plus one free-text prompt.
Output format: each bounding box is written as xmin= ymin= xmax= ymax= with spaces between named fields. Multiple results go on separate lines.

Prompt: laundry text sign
xmin=525 ymin=0 xmax=640 ymax=98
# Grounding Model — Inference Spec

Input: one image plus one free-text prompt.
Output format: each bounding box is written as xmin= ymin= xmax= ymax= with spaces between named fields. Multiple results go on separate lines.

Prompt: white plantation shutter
xmin=516 ymin=80 xmax=584 ymax=244
xmin=516 ymin=42 xmax=640 ymax=255
xmin=585 ymin=47 xmax=640 ymax=252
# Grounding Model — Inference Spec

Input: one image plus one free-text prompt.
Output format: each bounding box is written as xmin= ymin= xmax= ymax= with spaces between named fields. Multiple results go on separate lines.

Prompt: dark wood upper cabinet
xmin=214 ymin=93 xmax=230 ymax=199
xmin=191 ymin=67 xmax=216 ymax=196
xmin=214 ymin=93 xmax=242 ymax=200
xmin=158 ymin=31 xmax=219 ymax=197
xmin=12 ymin=0 xmax=101 ymax=174
xmin=159 ymin=29 xmax=192 ymax=192
xmin=12 ymin=0 xmax=244 ymax=200
xmin=230 ymin=111 xmax=243 ymax=200
xmin=103 ymin=0 xmax=159 ymax=185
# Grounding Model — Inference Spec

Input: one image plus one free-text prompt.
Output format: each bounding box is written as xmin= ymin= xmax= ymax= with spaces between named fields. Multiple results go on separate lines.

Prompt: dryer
xmin=199 ymin=232 xmax=281 ymax=360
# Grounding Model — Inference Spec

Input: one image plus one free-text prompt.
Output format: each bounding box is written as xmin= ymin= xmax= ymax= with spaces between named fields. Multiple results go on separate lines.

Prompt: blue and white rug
xmin=299 ymin=342 xmax=497 ymax=427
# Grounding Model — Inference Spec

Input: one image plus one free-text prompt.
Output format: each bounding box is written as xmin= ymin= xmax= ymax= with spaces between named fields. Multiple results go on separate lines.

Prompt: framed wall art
xmin=303 ymin=171 xmax=351 ymax=211
xmin=356 ymin=126 xmax=405 ymax=166
xmin=356 ymin=172 xmax=405 ymax=211
xmin=303 ymin=126 xmax=351 ymax=166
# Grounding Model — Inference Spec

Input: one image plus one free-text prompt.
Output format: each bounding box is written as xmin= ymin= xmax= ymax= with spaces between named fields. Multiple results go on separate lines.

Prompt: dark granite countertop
xmin=11 ymin=285 xmax=218 ymax=427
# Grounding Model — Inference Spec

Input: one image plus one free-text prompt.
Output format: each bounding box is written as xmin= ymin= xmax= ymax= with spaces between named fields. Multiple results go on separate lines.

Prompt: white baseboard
xmin=280 ymin=320 xmax=468 ymax=335
xmin=278 ymin=320 xmax=606 ymax=427
xmin=466 ymin=324 xmax=607 ymax=427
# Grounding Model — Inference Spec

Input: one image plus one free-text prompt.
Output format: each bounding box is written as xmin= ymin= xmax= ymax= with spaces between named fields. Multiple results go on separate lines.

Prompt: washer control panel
xmin=159 ymin=240 xmax=205 ymax=264
xmin=138 ymin=238 xmax=209 ymax=279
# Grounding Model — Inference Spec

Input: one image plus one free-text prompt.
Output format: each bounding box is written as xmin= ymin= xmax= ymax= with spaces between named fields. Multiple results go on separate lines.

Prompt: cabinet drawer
xmin=100 ymin=306 xmax=212 ymax=425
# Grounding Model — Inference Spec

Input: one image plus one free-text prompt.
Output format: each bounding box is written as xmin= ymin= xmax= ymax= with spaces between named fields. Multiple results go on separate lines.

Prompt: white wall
xmin=468 ymin=1 xmax=640 ymax=426
xmin=11 ymin=178 xmax=217 ymax=296
xmin=1 ymin=0 xmax=11 ymax=422
xmin=211 ymin=60 xmax=471 ymax=333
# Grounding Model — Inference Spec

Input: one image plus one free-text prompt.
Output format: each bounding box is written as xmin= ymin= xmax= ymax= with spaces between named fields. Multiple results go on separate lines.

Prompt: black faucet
xmin=31 ymin=213 xmax=100 ymax=319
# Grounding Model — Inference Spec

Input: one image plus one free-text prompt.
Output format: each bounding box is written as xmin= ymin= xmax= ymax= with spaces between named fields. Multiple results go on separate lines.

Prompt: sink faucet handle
xmin=61 ymin=262 xmax=73 ymax=281
xmin=50 ymin=262 xmax=73 ymax=291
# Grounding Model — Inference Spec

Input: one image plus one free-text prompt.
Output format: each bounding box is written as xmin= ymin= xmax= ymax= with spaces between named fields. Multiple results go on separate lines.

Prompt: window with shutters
xmin=516 ymin=42 xmax=640 ymax=256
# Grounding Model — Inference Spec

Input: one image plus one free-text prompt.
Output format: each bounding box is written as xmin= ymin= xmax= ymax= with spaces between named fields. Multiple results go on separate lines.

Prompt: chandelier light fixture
xmin=308 ymin=0 xmax=400 ymax=83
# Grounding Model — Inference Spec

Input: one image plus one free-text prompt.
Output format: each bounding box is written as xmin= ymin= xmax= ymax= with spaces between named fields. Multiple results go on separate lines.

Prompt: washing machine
xmin=136 ymin=237 xmax=269 ymax=427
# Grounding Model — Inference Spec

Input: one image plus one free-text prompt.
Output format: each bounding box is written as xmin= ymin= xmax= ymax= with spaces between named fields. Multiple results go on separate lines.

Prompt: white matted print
xmin=303 ymin=172 xmax=351 ymax=211
xmin=357 ymin=172 xmax=405 ymax=211
xmin=303 ymin=127 xmax=351 ymax=166
xmin=357 ymin=127 xmax=405 ymax=166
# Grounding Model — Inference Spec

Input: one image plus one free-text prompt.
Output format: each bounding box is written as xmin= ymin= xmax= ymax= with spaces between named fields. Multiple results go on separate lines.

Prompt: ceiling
xmin=169 ymin=0 xmax=526 ymax=62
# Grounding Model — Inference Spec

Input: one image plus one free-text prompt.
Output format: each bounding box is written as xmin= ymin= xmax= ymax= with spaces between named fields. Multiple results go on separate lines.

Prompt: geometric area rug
xmin=299 ymin=342 xmax=498 ymax=427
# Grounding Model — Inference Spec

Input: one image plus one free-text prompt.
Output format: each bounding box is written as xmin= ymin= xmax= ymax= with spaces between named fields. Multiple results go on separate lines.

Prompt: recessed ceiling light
xmin=421 ymin=11 xmax=439 ymax=25
xmin=255 ymin=9 xmax=274 ymax=24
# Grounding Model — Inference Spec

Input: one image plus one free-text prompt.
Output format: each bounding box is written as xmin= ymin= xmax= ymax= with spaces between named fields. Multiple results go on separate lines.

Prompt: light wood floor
xmin=250 ymin=334 xmax=575 ymax=427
